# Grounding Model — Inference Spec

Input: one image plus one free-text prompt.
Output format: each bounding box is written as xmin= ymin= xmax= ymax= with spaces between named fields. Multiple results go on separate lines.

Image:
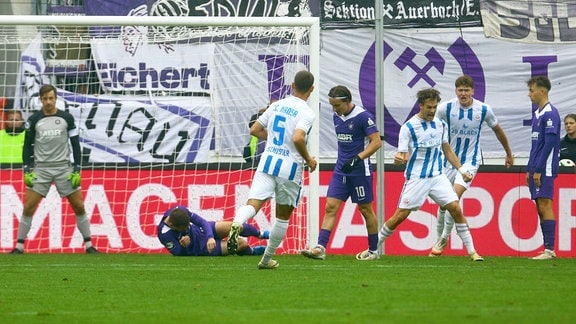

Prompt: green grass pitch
xmin=1 ymin=254 xmax=574 ymax=323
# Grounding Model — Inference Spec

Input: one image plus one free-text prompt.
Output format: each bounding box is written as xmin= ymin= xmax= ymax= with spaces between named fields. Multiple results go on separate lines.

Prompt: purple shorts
xmin=326 ymin=173 xmax=374 ymax=204
xmin=528 ymin=174 xmax=556 ymax=200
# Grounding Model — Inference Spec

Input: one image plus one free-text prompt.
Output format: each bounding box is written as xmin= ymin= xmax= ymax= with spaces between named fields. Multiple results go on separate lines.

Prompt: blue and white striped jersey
xmin=398 ymin=115 xmax=448 ymax=180
xmin=435 ymin=98 xmax=498 ymax=168
xmin=256 ymin=96 xmax=315 ymax=183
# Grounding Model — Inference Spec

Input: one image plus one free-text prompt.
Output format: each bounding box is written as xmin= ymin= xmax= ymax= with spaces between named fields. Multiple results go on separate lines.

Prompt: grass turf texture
xmin=1 ymin=254 xmax=574 ymax=323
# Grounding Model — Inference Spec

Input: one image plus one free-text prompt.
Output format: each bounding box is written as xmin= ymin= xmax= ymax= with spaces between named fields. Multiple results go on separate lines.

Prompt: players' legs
xmin=317 ymin=196 xmax=342 ymax=247
xmin=12 ymin=189 xmax=44 ymax=252
xmin=530 ymin=175 xmax=556 ymax=257
xmin=535 ymin=197 xmax=556 ymax=252
xmin=357 ymin=202 xmax=379 ymax=252
xmin=65 ymin=190 xmax=95 ymax=250
xmin=215 ymin=221 xmax=264 ymax=239
xmin=440 ymin=184 xmax=467 ymax=240
xmin=444 ymin=201 xmax=478 ymax=256
xmin=377 ymin=208 xmax=412 ymax=247
xmin=259 ymin=179 xmax=299 ymax=267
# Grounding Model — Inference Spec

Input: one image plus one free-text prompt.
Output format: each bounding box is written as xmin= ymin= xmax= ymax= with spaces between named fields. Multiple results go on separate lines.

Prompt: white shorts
xmin=444 ymin=165 xmax=478 ymax=190
xmin=397 ymin=174 xmax=458 ymax=210
xmin=249 ymin=171 xmax=302 ymax=207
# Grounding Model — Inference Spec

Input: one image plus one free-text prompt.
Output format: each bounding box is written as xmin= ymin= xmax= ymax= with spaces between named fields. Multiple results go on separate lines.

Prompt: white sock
xmin=234 ymin=205 xmax=256 ymax=224
xmin=15 ymin=215 xmax=33 ymax=250
xmin=76 ymin=215 xmax=93 ymax=248
xmin=377 ymin=224 xmax=394 ymax=248
xmin=260 ymin=218 xmax=289 ymax=264
xmin=455 ymin=223 xmax=476 ymax=254
xmin=436 ymin=209 xmax=445 ymax=239
xmin=441 ymin=212 xmax=455 ymax=239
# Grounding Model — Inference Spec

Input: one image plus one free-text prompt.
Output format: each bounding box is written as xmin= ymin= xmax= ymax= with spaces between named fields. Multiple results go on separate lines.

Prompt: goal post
xmin=0 ymin=15 xmax=320 ymax=254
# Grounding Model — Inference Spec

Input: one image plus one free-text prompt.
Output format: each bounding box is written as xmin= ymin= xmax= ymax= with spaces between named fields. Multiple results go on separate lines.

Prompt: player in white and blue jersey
xmin=229 ymin=70 xmax=317 ymax=269
xmin=526 ymin=76 xmax=561 ymax=260
xmin=430 ymin=75 xmax=513 ymax=256
xmin=377 ymin=88 xmax=483 ymax=261
xmin=10 ymin=84 xmax=98 ymax=254
xmin=158 ymin=206 xmax=268 ymax=256
xmin=301 ymin=85 xmax=382 ymax=261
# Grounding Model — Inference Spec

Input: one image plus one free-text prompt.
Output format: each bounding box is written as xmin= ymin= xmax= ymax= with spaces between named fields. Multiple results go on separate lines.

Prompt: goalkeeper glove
xmin=23 ymin=165 xmax=37 ymax=188
xmin=68 ymin=165 xmax=81 ymax=188
xmin=342 ymin=155 xmax=362 ymax=173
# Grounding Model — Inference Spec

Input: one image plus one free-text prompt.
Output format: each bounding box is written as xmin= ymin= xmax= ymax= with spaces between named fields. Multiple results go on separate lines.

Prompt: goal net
xmin=0 ymin=15 xmax=320 ymax=254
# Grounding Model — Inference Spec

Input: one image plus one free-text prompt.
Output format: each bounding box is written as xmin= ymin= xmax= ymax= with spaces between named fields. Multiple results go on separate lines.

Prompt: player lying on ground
xmin=158 ymin=205 xmax=269 ymax=256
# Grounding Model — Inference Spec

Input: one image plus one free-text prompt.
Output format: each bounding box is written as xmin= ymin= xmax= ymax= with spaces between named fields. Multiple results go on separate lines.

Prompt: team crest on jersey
xmin=348 ymin=123 xmax=354 ymax=130
xmin=166 ymin=242 xmax=175 ymax=249
xmin=474 ymin=114 xmax=481 ymax=121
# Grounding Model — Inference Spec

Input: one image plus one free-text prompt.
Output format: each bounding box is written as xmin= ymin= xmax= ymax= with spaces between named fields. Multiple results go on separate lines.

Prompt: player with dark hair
xmin=526 ymin=76 xmax=561 ymax=260
xmin=301 ymin=85 xmax=381 ymax=261
xmin=376 ymin=88 xmax=483 ymax=261
xmin=429 ymin=75 xmax=513 ymax=257
xmin=10 ymin=84 xmax=98 ymax=254
xmin=158 ymin=205 xmax=268 ymax=256
xmin=229 ymin=70 xmax=317 ymax=269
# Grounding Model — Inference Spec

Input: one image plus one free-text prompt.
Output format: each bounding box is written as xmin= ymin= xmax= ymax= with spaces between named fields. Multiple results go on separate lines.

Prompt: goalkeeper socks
xmin=260 ymin=218 xmax=289 ymax=263
xmin=317 ymin=229 xmax=331 ymax=248
xmin=442 ymin=212 xmax=455 ymax=240
xmin=436 ymin=209 xmax=445 ymax=239
xmin=15 ymin=215 xmax=33 ymax=250
xmin=76 ymin=215 xmax=92 ymax=242
xmin=455 ymin=223 xmax=476 ymax=254
xmin=234 ymin=205 xmax=256 ymax=224
xmin=541 ymin=220 xmax=556 ymax=251
xmin=240 ymin=223 xmax=260 ymax=237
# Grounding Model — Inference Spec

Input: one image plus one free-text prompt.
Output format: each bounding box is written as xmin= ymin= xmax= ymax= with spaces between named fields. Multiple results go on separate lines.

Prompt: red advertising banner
xmin=0 ymin=168 xmax=574 ymax=256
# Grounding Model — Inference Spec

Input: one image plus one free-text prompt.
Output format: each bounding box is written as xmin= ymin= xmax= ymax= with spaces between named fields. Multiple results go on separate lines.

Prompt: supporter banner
xmin=480 ymin=0 xmax=576 ymax=43
xmin=85 ymin=0 xmax=321 ymax=18
xmin=322 ymin=0 xmax=481 ymax=28
xmin=91 ymin=40 xmax=214 ymax=93
xmin=59 ymin=91 xmax=213 ymax=163
xmin=83 ymin=0 xmax=482 ymax=28
xmin=316 ymin=27 xmax=573 ymax=160
xmin=0 ymin=169 xmax=574 ymax=256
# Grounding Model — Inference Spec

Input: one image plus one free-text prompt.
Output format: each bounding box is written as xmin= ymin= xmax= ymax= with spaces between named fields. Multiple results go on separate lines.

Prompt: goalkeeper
xmin=10 ymin=84 xmax=99 ymax=254
xmin=158 ymin=206 xmax=269 ymax=256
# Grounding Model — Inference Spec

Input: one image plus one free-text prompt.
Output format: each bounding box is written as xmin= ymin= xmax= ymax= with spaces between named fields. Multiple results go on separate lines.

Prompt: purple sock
xmin=368 ymin=233 xmax=378 ymax=251
xmin=317 ymin=229 xmax=331 ymax=247
xmin=541 ymin=220 xmax=556 ymax=251
xmin=240 ymin=223 xmax=260 ymax=237
xmin=237 ymin=246 xmax=252 ymax=256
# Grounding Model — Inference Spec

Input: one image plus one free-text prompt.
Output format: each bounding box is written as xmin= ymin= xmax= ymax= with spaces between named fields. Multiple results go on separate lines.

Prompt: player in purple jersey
xmin=300 ymin=85 xmax=382 ymax=261
xmin=526 ymin=76 xmax=561 ymax=260
xmin=158 ymin=206 xmax=268 ymax=256
xmin=10 ymin=84 xmax=99 ymax=254
xmin=376 ymin=88 xmax=483 ymax=261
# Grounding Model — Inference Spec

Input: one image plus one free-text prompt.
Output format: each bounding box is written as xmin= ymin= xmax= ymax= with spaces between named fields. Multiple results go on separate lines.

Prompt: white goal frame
xmin=1 ymin=15 xmax=320 ymax=252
